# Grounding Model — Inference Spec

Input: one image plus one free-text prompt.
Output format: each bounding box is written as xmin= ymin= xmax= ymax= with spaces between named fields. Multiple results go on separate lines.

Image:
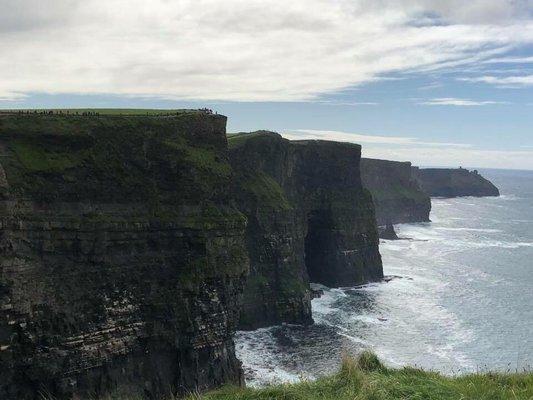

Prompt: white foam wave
xmin=456 ymin=240 xmax=533 ymax=249
xmin=235 ymin=328 xmax=304 ymax=387
xmin=393 ymin=224 xmax=533 ymax=251
xmin=311 ymin=287 xmax=347 ymax=317
xmin=337 ymin=331 xmax=368 ymax=345
xmin=496 ymin=194 xmax=521 ymax=201
xmin=434 ymin=227 xmax=502 ymax=233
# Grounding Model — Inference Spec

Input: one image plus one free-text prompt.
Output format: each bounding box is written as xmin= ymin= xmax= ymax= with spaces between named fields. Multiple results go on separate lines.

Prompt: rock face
xmin=0 ymin=113 xmax=249 ymax=399
xmin=378 ymin=224 xmax=399 ymax=240
xmin=229 ymin=132 xmax=383 ymax=330
xmin=412 ymin=167 xmax=500 ymax=198
xmin=361 ymin=158 xmax=431 ymax=225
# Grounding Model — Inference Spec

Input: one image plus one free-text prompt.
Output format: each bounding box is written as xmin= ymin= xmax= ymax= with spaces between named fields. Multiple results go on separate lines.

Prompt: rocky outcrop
xmin=361 ymin=158 xmax=431 ymax=225
xmin=0 ymin=112 xmax=248 ymax=399
xmin=229 ymin=132 xmax=383 ymax=330
xmin=378 ymin=224 xmax=399 ymax=240
xmin=412 ymin=167 xmax=500 ymax=198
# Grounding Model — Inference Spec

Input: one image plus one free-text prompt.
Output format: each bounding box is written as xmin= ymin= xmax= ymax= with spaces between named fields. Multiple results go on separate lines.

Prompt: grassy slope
xmin=189 ymin=352 xmax=533 ymax=400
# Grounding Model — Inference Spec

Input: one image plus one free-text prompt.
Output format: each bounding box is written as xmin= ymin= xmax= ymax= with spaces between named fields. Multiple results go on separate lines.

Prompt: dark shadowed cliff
xmin=361 ymin=158 xmax=431 ymax=225
xmin=412 ymin=167 xmax=500 ymax=198
xmin=0 ymin=112 xmax=249 ymax=399
xmin=229 ymin=132 xmax=383 ymax=330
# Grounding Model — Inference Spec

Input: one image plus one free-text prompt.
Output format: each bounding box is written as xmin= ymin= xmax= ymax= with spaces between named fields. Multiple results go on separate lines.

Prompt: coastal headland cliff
xmin=0 ymin=111 xmax=248 ymax=399
xmin=412 ymin=167 xmax=500 ymax=198
xmin=229 ymin=132 xmax=383 ymax=330
xmin=0 ymin=114 xmax=383 ymax=398
xmin=360 ymin=158 xmax=431 ymax=226
xmin=0 ymin=111 xmax=501 ymax=399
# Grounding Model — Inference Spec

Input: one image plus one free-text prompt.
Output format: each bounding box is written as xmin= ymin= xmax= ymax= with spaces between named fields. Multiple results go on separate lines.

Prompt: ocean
xmin=235 ymin=168 xmax=533 ymax=387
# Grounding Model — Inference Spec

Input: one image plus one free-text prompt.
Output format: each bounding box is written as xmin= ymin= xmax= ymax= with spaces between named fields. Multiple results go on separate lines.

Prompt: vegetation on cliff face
xmin=191 ymin=352 xmax=533 ymax=400
xmin=239 ymin=171 xmax=291 ymax=211
xmin=229 ymin=132 xmax=382 ymax=330
xmin=0 ymin=112 xmax=248 ymax=400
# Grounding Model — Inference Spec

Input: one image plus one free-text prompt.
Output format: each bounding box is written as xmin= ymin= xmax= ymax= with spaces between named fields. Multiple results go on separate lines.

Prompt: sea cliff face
xmin=0 ymin=113 xmax=248 ymax=399
xmin=0 ymin=116 xmax=386 ymax=397
xmin=229 ymin=132 xmax=383 ymax=330
xmin=412 ymin=167 xmax=500 ymax=198
xmin=361 ymin=158 xmax=431 ymax=225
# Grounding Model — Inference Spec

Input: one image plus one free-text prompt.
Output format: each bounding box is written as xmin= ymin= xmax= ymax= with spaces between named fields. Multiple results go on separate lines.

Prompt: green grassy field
xmin=188 ymin=352 xmax=533 ymax=400
xmin=0 ymin=108 xmax=209 ymax=116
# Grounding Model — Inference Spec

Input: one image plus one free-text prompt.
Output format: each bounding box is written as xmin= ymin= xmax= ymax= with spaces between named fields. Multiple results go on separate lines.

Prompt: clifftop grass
xmin=83 ymin=353 xmax=533 ymax=399
xmin=227 ymin=131 xmax=279 ymax=149
xmin=190 ymin=352 xmax=533 ymax=400
xmin=0 ymin=112 xmax=230 ymax=204
xmin=0 ymin=108 xmax=207 ymax=116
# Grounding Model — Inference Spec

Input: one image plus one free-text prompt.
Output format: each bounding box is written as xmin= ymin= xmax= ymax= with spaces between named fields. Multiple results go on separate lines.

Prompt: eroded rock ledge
xmin=229 ymin=132 xmax=383 ymax=330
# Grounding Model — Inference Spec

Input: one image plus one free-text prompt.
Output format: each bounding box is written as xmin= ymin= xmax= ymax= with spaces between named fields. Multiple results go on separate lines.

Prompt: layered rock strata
xmin=0 ymin=112 xmax=248 ymax=399
xmin=229 ymin=132 xmax=383 ymax=330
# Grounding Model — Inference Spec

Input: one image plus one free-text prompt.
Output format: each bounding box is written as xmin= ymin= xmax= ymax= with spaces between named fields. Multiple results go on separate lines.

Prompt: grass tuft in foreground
xmin=189 ymin=351 xmax=533 ymax=400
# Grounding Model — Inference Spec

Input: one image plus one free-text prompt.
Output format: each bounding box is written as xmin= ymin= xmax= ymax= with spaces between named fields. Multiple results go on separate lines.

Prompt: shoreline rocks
xmin=378 ymin=224 xmax=399 ymax=240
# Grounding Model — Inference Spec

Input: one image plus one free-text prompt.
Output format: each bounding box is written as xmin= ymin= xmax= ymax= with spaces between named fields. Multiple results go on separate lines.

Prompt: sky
xmin=1 ymin=0 xmax=532 ymax=169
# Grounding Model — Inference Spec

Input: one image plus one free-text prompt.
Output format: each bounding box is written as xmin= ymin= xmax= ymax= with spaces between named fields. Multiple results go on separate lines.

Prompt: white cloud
xmin=281 ymin=128 xmax=533 ymax=169
xmin=482 ymin=56 xmax=533 ymax=63
xmin=0 ymin=92 xmax=28 ymax=102
xmin=417 ymin=82 xmax=443 ymax=90
xmin=0 ymin=0 xmax=532 ymax=101
xmin=420 ymin=97 xmax=509 ymax=106
xmin=313 ymin=100 xmax=379 ymax=106
xmin=459 ymin=75 xmax=533 ymax=87
xmin=362 ymin=146 xmax=533 ymax=170
xmin=282 ymin=129 xmax=471 ymax=147
xmin=282 ymin=129 xmax=533 ymax=170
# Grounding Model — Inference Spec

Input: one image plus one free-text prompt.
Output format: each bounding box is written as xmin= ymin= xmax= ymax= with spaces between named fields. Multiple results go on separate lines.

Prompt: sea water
xmin=235 ymin=169 xmax=533 ymax=387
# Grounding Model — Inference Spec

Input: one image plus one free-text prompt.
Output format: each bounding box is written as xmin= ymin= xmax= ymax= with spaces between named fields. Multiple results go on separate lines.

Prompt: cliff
xmin=229 ymin=132 xmax=383 ymax=330
xmin=0 ymin=112 xmax=249 ymax=399
xmin=412 ymin=167 xmax=500 ymax=198
xmin=360 ymin=158 xmax=431 ymax=225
